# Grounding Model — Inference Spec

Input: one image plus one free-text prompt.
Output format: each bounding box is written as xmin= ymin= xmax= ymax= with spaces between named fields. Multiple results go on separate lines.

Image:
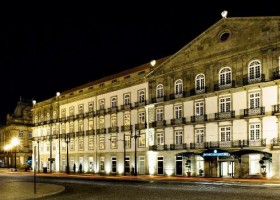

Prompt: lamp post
xmin=37 ymin=140 xmax=40 ymax=173
xmin=56 ymin=92 xmax=60 ymax=172
xmin=131 ymin=126 xmax=140 ymax=176
xmin=11 ymin=137 xmax=20 ymax=171
xmin=65 ymin=134 xmax=70 ymax=174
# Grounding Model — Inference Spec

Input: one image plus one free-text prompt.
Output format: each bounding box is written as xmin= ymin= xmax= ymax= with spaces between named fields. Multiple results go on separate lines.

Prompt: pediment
xmin=148 ymin=16 xmax=280 ymax=78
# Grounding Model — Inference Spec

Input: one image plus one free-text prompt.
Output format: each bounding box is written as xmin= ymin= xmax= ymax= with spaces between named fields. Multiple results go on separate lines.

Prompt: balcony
xmin=151 ymin=96 xmax=166 ymax=103
xmin=190 ymin=143 xmax=205 ymax=149
xmin=149 ymin=144 xmax=168 ymax=151
xmin=76 ymin=131 xmax=84 ymax=137
xmin=96 ymin=109 xmax=106 ymax=115
xmin=108 ymin=126 xmax=119 ymax=133
xmin=84 ymin=111 xmax=95 ymax=118
xmin=243 ymin=107 xmax=265 ymax=117
xmin=215 ymin=111 xmax=235 ymax=120
xmin=190 ymin=87 xmax=207 ymax=96
xmin=169 ymin=92 xmax=185 ymax=100
xmin=191 ymin=115 xmax=207 ymax=123
xmin=86 ymin=129 xmax=95 ymax=136
xmin=151 ymin=120 xmax=166 ymax=128
xmin=134 ymin=100 xmax=147 ymax=107
xmin=60 ymin=117 xmax=67 ymax=123
xmin=214 ymin=81 xmax=235 ymax=91
xmin=76 ymin=113 xmax=84 ymax=119
xmin=243 ymin=74 xmax=265 ymax=85
xmin=121 ymin=103 xmax=132 ymax=110
xmin=96 ymin=128 xmax=106 ymax=134
xmin=107 ymin=106 xmax=118 ymax=113
xmin=67 ymin=115 xmax=75 ymax=121
xmin=170 ymin=143 xmax=187 ymax=150
xmin=135 ymin=123 xmax=147 ymax=130
xmin=121 ymin=125 xmax=132 ymax=132
xmin=171 ymin=117 xmax=186 ymax=125
xmin=272 ymin=69 xmax=280 ymax=80
xmin=273 ymin=104 xmax=280 ymax=115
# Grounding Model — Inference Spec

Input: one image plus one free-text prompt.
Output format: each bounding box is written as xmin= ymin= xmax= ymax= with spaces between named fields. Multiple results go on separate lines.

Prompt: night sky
xmin=0 ymin=2 xmax=278 ymax=124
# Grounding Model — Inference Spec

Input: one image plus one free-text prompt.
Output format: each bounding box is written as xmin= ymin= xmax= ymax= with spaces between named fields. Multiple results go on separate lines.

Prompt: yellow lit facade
xmin=32 ymin=16 xmax=280 ymax=178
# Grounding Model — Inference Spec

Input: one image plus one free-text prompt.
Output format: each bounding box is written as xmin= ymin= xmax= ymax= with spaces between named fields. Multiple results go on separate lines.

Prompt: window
xmin=69 ymin=106 xmax=74 ymax=116
xmin=249 ymin=92 xmax=260 ymax=109
xmin=61 ymin=124 xmax=66 ymax=134
xmin=88 ymin=118 xmax=94 ymax=130
xmin=139 ymin=90 xmax=145 ymax=103
xmin=78 ymin=120 xmax=83 ymax=131
xmin=174 ymin=105 xmax=182 ymax=119
xmin=61 ymin=109 xmax=66 ymax=118
xmin=195 ymin=74 xmax=205 ymax=90
xmin=19 ymin=131 xmax=23 ymax=138
xmin=248 ymin=60 xmax=261 ymax=80
xmin=195 ymin=129 xmax=204 ymax=143
xmin=220 ymin=126 xmax=231 ymax=142
xmin=99 ymin=137 xmax=105 ymax=150
xmin=124 ymin=113 xmax=130 ymax=126
xmin=88 ymin=136 xmax=94 ymax=150
xmin=69 ymin=122 xmax=74 ymax=133
xmin=99 ymin=117 xmax=105 ymax=129
xmin=99 ymin=99 xmax=105 ymax=110
xmin=175 ymin=79 xmax=183 ymax=94
xmin=70 ymin=139 xmax=75 ymax=151
xmin=29 ymin=132 xmax=32 ymax=138
xmin=100 ymin=157 xmax=105 ymax=171
xmin=156 ymin=108 xmax=163 ymax=121
xmin=47 ymin=112 xmax=50 ymax=121
xmin=124 ymin=94 xmax=130 ymax=105
xmin=195 ymin=101 xmax=204 ymax=116
xmin=110 ymin=136 xmax=117 ymax=149
xmin=78 ymin=104 xmax=84 ymax=114
xmin=111 ymin=97 xmax=117 ymax=108
xmin=138 ymin=111 xmax=145 ymax=124
xmin=219 ymin=67 xmax=231 ymax=86
xmin=79 ymin=138 xmax=84 ymax=151
xmin=156 ymin=84 xmax=164 ymax=98
xmin=175 ymin=130 xmax=183 ymax=144
xmin=53 ymin=111 xmax=57 ymax=119
xmin=249 ymin=123 xmax=260 ymax=140
xmin=139 ymin=133 xmax=146 ymax=147
xmin=111 ymin=115 xmax=117 ymax=127
xmin=220 ymin=96 xmax=231 ymax=112
xmin=125 ymin=135 xmax=131 ymax=148
xmin=40 ymin=113 xmax=44 ymax=122
xmin=157 ymin=132 xmax=164 ymax=145
xmin=88 ymin=102 xmax=94 ymax=112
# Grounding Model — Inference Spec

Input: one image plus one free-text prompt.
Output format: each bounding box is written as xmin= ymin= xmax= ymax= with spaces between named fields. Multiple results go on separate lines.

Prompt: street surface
xmin=1 ymin=173 xmax=280 ymax=200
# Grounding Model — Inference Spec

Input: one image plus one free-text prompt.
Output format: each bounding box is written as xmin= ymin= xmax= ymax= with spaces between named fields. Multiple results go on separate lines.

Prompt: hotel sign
xmin=203 ymin=149 xmax=230 ymax=157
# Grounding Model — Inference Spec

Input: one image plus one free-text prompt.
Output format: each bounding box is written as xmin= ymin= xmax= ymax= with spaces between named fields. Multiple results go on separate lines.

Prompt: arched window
xmin=175 ymin=79 xmax=183 ymax=94
xmin=248 ymin=60 xmax=261 ymax=80
xmin=195 ymin=74 xmax=205 ymax=90
xmin=156 ymin=84 xmax=164 ymax=98
xmin=111 ymin=97 xmax=117 ymax=108
xmin=139 ymin=90 xmax=145 ymax=103
xmin=124 ymin=94 xmax=130 ymax=105
xmin=219 ymin=67 xmax=231 ymax=86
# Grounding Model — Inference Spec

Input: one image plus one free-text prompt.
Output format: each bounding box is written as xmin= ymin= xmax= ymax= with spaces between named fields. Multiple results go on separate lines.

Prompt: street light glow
xmin=11 ymin=137 xmax=20 ymax=147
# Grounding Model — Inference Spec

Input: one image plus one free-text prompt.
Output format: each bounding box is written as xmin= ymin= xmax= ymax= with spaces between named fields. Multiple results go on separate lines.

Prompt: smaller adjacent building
xmin=0 ymin=98 xmax=33 ymax=170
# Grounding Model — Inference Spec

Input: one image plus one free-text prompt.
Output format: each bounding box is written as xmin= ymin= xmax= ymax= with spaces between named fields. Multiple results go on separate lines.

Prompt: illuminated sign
xmin=203 ymin=149 xmax=230 ymax=157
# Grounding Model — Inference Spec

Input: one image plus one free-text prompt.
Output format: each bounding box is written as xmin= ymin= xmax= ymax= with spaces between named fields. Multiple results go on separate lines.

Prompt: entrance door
xmin=112 ymin=157 xmax=117 ymax=173
xmin=125 ymin=156 xmax=130 ymax=174
xmin=139 ymin=156 xmax=145 ymax=175
xmin=157 ymin=156 xmax=164 ymax=175
xmin=220 ymin=161 xmax=234 ymax=177
xmin=176 ymin=156 xmax=183 ymax=176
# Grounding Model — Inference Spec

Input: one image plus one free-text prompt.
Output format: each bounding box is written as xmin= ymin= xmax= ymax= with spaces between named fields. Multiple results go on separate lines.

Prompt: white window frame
xmin=174 ymin=105 xmax=182 ymax=119
xmin=175 ymin=79 xmax=183 ymax=94
xmin=219 ymin=96 xmax=231 ymax=112
xmin=195 ymin=74 xmax=205 ymax=90
xmin=156 ymin=84 xmax=164 ymax=98
xmin=219 ymin=67 xmax=231 ymax=86
xmin=248 ymin=60 xmax=261 ymax=80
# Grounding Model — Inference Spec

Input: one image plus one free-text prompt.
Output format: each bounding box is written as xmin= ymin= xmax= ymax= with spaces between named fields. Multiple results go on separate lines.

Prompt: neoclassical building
xmin=32 ymin=14 xmax=280 ymax=178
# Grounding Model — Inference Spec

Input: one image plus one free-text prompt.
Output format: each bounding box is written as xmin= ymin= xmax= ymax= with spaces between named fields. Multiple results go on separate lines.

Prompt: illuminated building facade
xmin=32 ymin=15 xmax=280 ymax=178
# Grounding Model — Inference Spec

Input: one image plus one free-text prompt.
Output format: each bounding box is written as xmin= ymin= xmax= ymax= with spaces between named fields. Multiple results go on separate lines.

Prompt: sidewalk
xmin=1 ymin=169 xmax=280 ymax=200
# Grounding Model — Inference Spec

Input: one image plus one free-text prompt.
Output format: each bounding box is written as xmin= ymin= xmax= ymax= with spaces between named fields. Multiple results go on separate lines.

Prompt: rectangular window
xmin=174 ymin=105 xmax=182 ymax=119
xmin=99 ymin=117 xmax=105 ymax=129
xmin=69 ymin=122 xmax=74 ymax=133
xmin=100 ymin=157 xmax=105 ymax=171
xmin=88 ymin=118 xmax=94 ymax=130
xmin=139 ymin=90 xmax=145 ymax=103
xmin=249 ymin=92 xmax=260 ymax=109
xmin=111 ymin=115 xmax=117 ymax=127
xmin=79 ymin=138 xmax=84 ymax=151
xmin=110 ymin=136 xmax=117 ymax=149
xmin=195 ymin=101 xmax=204 ymax=116
xmin=139 ymin=133 xmax=146 ymax=147
xmin=99 ymin=99 xmax=105 ymax=109
xmin=61 ymin=109 xmax=66 ymax=118
xmin=157 ymin=132 xmax=164 ymax=145
xmin=249 ymin=123 xmax=260 ymax=140
xmin=125 ymin=135 xmax=131 ymax=148
xmin=156 ymin=108 xmax=163 ymax=121
xmin=220 ymin=97 xmax=231 ymax=112
xmin=78 ymin=104 xmax=84 ymax=114
xmin=111 ymin=97 xmax=117 ymax=107
xmin=124 ymin=114 xmax=130 ymax=126
xmin=99 ymin=137 xmax=105 ymax=150
xmin=138 ymin=112 xmax=145 ymax=124
xmin=195 ymin=129 xmax=204 ymax=143
xmin=175 ymin=130 xmax=183 ymax=144
xmin=78 ymin=120 xmax=83 ymax=131
xmin=220 ymin=126 xmax=231 ymax=142
xmin=88 ymin=136 xmax=94 ymax=150
xmin=70 ymin=139 xmax=75 ymax=151
xmin=88 ymin=102 xmax=94 ymax=112
xmin=69 ymin=106 xmax=74 ymax=116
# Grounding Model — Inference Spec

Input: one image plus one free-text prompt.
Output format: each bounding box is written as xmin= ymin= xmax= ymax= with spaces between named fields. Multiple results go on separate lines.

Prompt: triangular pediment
xmin=148 ymin=16 xmax=280 ymax=78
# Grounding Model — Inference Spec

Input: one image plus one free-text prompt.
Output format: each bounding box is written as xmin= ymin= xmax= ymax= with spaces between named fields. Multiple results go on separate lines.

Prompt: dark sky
xmin=0 ymin=2 xmax=279 ymax=124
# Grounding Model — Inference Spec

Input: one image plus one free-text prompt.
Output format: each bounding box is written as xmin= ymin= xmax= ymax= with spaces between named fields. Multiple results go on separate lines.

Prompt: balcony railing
xmin=151 ymin=96 xmax=166 ymax=103
xmin=171 ymin=117 xmax=186 ymax=125
xmin=149 ymin=144 xmax=168 ymax=151
xmin=86 ymin=129 xmax=95 ymax=135
xmin=135 ymin=123 xmax=147 ymax=130
xmin=191 ymin=115 xmax=207 ymax=123
xmin=272 ymin=69 xmax=280 ymax=80
xmin=96 ymin=109 xmax=106 ymax=115
xmin=215 ymin=111 xmax=235 ymax=120
xmin=134 ymin=100 xmax=147 ymax=107
xmin=190 ymin=87 xmax=208 ymax=96
xmin=96 ymin=128 xmax=106 ymax=134
xmin=76 ymin=113 xmax=84 ymax=119
xmin=272 ymin=137 xmax=280 ymax=146
xmin=214 ymin=81 xmax=235 ymax=91
xmin=273 ymin=104 xmax=280 ymax=115
xmin=169 ymin=92 xmax=185 ymax=100
xmin=108 ymin=126 xmax=119 ymax=133
xmin=170 ymin=143 xmax=187 ymax=150
xmin=107 ymin=106 xmax=118 ymax=113
xmin=120 ymin=103 xmax=132 ymax=110
xmin=151 ymin=120 xmax=166 ymax=128
xmin=243 ymin=107 xmax=265 ymax=117
xmin=243 ymin=74 xmax=265 ymax=85
xmin=121 ymin=125 xmax=132 ymax=132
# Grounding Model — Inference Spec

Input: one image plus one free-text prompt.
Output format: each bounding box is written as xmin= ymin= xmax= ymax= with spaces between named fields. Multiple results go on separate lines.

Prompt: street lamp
xmin=56 ymin=91 xmax=60 ymax=172
xmin=11 ymin=137 xmax=20 ymax=171
xmin=131 ymin=126 xmax=140 ymax=176
xmin=37 ymin=140 xmax=40 ymax=173
xmin=65 ymin=134 xmax=70 ymax=174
